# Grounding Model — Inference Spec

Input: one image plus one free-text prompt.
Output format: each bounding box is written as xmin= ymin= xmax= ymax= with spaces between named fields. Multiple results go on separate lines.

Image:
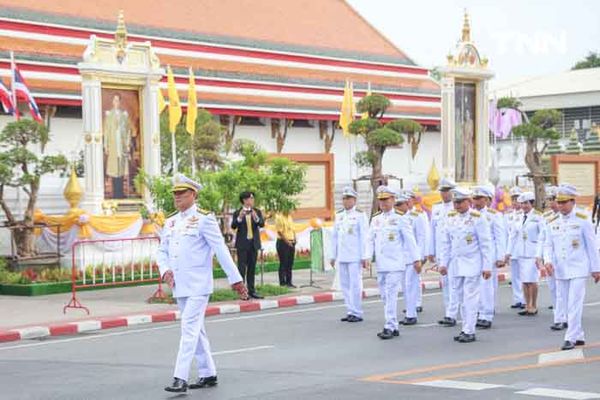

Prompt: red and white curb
xmin=0 ymin=274 xmax=511 ymax=344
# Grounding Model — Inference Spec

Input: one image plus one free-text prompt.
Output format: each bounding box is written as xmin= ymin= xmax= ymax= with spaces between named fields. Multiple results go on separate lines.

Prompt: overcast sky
xmin=347 ymin=0 xmax=600 ymax=84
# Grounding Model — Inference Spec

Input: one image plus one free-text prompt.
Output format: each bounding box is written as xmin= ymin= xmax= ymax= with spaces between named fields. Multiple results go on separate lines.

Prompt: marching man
xmin=439 ymin=187 xmax=492 ymax=343
xmin=505 ymin=186 xmax=526 ymax=309
xmin=158 ymin=174 xmax=248 ymax=393
xmin=543 ymin=184 xmax=600 ymax=350
xmin=366 ymin=186 xmax=421 ymax=340
xmin=330 ymin=186 xmax=369 ymax=323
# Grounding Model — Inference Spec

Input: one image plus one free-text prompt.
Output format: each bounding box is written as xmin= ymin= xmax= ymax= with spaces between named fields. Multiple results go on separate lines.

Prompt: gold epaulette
xmin=433 ymin=201 xmax=442 ymax=205
xmin=548 ymin=214 xmax=559 ymax=224
xmin=448 ymin=210 xmax=458 ymax=217
xmin=410 ymin=210 xmax=419 ymax=216
xmin=356 ymin=208 xmax=364 ymax=213
xmin=396 ymin=210 xmax=406 ymax=216
xmin=534 ymin=209 xmax=543 ymax=215
xmin=336 ymin=208 xmax=344 ymax=214
xmin=576 ymin=212 xmax=588 ymax=220
xmin=543 ymin=210 xmax=553 ymax=217
xmin=167 ymin=210 xmax=178 ymax=218
xmin=470 ymin=210 xmax=481 ymax=217
xmin=198 ymin=208 xmax=210 ymax=215
xmin=372 ymin=211 xmax=382 ymax=217
xmin=488 ymin=208 xmax=498 ymax=214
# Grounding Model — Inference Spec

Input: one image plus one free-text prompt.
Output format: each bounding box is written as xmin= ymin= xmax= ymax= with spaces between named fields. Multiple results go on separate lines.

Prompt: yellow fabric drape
xmin=34 ymin=209 xmax=143 ymax=238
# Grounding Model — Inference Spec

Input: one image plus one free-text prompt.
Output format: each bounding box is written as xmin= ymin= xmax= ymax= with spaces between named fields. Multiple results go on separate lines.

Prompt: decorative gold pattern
xmin=63 ymin=166 xmax=83 ymax=209
xmin=446 ymin=10 xmax=487 ymax=69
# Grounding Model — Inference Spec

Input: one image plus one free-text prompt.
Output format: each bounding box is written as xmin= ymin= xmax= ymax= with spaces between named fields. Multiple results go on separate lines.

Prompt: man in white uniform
xmin=439 ymin=187 xmax=492 ymax=343
xmin=505 ymin=186 xmax=526 ymax=309
xmin=159 ymin=174 xmax=248 ymax=393
xmin=428 ymin=177 xmax=458 ymax=326
xmin=406 ymin=190 xmax=430 ymax=313
xmin=543 ymin=184 xmax=600 ymax=350
xmin=395 ymin=193 xmax=427 ymax=325
xmin=472 ymin=185 xmax=507 ymax=330
xmin=330 ymin=186 xmax=369 ymax=322
xmin=366 ymin=186 xmax=421 ymax=340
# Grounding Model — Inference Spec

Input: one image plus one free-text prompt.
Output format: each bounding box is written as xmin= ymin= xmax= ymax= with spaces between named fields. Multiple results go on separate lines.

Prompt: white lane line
xmin=412 ymin=379 xmax=505 ymax=391
xmin=538 ymin=349 xmax=584 ymax=364
xmin=0 ymin=292 xmax=444 ymax=351
xmin=584 ymin=301 xmax=600 ymax=307
xmin=516 ymin=388 xmax=600 ymax=399
xmin=213 ymin=345 xmax=274 ymax=356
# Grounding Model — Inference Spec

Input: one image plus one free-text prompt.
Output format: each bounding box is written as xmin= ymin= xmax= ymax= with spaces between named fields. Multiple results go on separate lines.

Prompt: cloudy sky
xmin=347 ymin=0 xmax=600 ymax=84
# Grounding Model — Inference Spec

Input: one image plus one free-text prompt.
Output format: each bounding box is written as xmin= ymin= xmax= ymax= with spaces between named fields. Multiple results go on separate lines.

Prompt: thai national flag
xmin=12 ymin=64 xmax=43 ymax=123
xmin=0 ymin=80 xmax=14 ymax=114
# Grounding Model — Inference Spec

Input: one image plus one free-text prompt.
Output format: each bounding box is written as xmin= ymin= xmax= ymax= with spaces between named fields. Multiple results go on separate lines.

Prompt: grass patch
xmin=256 ymin=284 xmax=291 ymax=297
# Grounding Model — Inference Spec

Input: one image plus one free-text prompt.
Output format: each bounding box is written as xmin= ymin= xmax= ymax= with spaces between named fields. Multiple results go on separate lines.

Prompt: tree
xmin=501 ymin=97 xmax=562 ymax=209
xmin=572 ymin=51 xmax=600 ymax=70
xmin=0 ymin=119 xmax=68 ymax=257
xmin=349 ymin=93 xmax=422 ymax=215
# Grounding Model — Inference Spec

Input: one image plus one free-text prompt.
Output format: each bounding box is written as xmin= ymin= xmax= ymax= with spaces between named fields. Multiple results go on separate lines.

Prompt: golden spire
xmin=427 ymin=159 xmax=440 ymax=191
xmin=63 ymin=166 xmax=83 ymax=210
xmin=462 ymin=9 xmax=471 ymax=42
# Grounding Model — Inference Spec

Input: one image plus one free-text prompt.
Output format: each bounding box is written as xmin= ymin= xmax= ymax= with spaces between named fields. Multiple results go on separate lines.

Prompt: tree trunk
xmin=13 ymin=225 xmax=37 ymax=258
xmin=370 ymin=146 xmax=384 ymax=217
xmin=524 ymin=138 xmax=545 ymax=209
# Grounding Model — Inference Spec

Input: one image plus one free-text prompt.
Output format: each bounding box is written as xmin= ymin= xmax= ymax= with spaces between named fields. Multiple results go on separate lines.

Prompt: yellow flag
xmin=186 ymin=67 xmax=197 ymax=136
xmin=338 ymin=79 xmax=355 ymax=136
xmin=361 ymin=82 xmax=371 ymax=120
xmin=157 ymin=87 xmax=166 ymax=114
xmin=167 ymin=65 xmax=182 ymax=134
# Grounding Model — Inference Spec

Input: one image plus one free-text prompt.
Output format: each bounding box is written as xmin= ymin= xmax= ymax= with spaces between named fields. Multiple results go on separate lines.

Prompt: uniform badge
xmin=523 ymin=233 xmax=528 ymax=240
xmin=347 ymin=227 xmax=354 ymax=235
xmin=465 ymin=234 xmax=473 ymax=244
xmin=388 ymin=232 xmax=396 ymax=242
xmin=169 ymin=220 xmax=175 ymax=228
xmin=572 ymin=239 xmax=580 ymax=249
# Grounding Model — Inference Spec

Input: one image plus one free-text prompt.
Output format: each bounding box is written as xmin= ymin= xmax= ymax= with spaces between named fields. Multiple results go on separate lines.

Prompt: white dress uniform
xmin=439 ymin=189 xmax=492 ymax=337
xmin=505 ymin=187 xmax=525 ymax=305
xmin=330 ymin=187 xmax=369 ymax=319
xmin=543 ymin=185 xmax=600 ymax=347
xmin=366 ymin=187 xmax=420 ymax=332
xmin=477 ymin=204 xmax=507 ymax=323
xmin=540 ymin=205 xmax=566 ymax=326
xmin=158 ymin=177 xmax=242 ymax=383
xmin=403 ymin=205 xmax=428 ymax=319
xmin=508 ymin=192 xmax=544 ymax=284
xmin=410 ymin=204 xmax=429 ymax=308
xmin=429 ymin=178 xmax=457 ymax=318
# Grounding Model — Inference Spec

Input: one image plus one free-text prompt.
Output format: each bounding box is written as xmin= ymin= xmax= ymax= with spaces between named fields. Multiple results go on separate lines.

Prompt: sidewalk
xmin=0 ymin=266 xmax=509 ymax=343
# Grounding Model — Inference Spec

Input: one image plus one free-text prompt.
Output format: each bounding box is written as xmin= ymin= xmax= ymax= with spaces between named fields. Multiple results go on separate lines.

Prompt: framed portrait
xmin=101 ymin=87 xmax=142 ymax=200
xmin=454 ymin=81 xmax=476 ymax=182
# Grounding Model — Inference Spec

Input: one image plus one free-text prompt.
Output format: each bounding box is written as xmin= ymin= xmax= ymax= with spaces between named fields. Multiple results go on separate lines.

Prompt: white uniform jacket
xmin=330 ymin=207 xmax=369 ymax=263
xmin=439 ymin=209 xmax=493 ymax=277
xmin=157 ymin=205 xmax=242 ymax=297
xmin=366 ymin=209 xmax=419 ymax=272
xmin=543 ymin=208 xmax=600 ymax=280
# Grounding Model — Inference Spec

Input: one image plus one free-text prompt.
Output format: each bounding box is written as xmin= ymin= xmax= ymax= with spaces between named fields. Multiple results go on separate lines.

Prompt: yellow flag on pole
xmin=167 ymin=65 xmax=182 ymax=134
xmin=338 ymin=79 xmax=355 ymax=136
xmin=361 ymin=81 xmax=371 ymax=120
xmin=186 ymin=67 xmax=197 ymax=136
xmin=157 ymin=87 xmax=166 ymax=114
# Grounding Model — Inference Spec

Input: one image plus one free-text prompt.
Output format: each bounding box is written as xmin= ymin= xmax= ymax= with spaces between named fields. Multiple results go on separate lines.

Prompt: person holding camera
xmin=231 ymin=191 xmax=265 ymax=299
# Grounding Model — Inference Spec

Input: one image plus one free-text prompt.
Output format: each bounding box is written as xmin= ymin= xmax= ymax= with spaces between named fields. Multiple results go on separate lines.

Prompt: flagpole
xmin=10 ymin=51 xmax=18 ymax=121
xmin=171 ymin=132 xmax=177 ymax=174
xmin=190 ymin=140 xmax=196 ymax=176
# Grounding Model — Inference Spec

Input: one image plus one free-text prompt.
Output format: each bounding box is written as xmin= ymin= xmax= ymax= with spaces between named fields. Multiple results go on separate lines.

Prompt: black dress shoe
xmin=526 ymin=310 xmax=538 ymax=316
xmin=454 ymin=331 xmax=465 ymax=341
xmin=561 ymin=341 xmax=575 ymax=351
xmin=401 ymin=317 xmax=417 ymax=326
xmin=575 ymin=340 xmax=585 ymax=346
xmin=377 ymin=328 xmax=395 ymax=340
xmin=341 ymin=315 xmax=350 ymax=322
xmin=458 ymin=333 xmax=476 ymax=343
xmin=287 ymin=283 xmax=297 ymax=288
xmin=550 ymin=323 xmax=566 ymax=331
xmin=392 ymin=329 xmax=400 ymax=336
xmin=548 ymin=305 xmax=554 ymax=310
xmin=518 ymin=310 xmax=529 ymax=316
xmin=164 ymin=378 xmax=188 ymax=393
xmin=249 ymin=292 xmax=264 ymax=299
xmin=416 ymin=306 xmax=423 ymax=313
xmin=511 ymin=302 xmax=525 ymax=309
xmin=438 ymin=317 xmax=457 ymax=327
xmin=189 ymin=375 xmax=218 ymax=389
xmin=476 ymin=320 xmax=492 ymax=329
xmin=347 ymin=315 xmax=363 ymax=322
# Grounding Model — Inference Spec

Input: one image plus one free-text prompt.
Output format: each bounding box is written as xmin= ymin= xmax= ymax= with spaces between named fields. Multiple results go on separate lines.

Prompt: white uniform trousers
xmin=377 ymin=271 xmax=404 ymax=331
xmin=416 ymin=273 xmax=423 ymax=308
xmin=557 ymin=278 xmax=587 ymax=343
xmin=451 ymin=276 xmax=481 ymax=335
xmin=510 ymin=259 xmax=525 ymax=304
xmin=174 ymin=295 xmax=216 ymax=381
xmin=404 ymin=265 xmax=420 ymax=318
xmin=339 ymin=262 xmax=363 ymax=318
xmin=445 ymin=269 xmax=461 ymax=319
xmin=478 ymin=267 xmax=498 ymax=321
xmin=551 ymin=275 xmax=567 ymax=324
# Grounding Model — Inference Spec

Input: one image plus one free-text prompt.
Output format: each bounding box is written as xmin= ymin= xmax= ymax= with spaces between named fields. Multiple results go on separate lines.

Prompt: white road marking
xmin=516 ymin=388 xmax=600 ymax=399
xmin=0 ymin=292 xmax=444 ymax=351
xmin=538 ymin=349 xmax=584 ymax=364
xmin=584 ymin=301 xmax=600 ymax=307
xmin=412 ymin=379 xmax=505 ymax=391
xmin=213 ymin=345 xmax=274 ymax=356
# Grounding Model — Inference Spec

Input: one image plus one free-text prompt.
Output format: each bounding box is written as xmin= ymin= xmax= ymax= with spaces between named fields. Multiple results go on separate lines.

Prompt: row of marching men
xmin=329 ymin=180 xmax=600 ymax=350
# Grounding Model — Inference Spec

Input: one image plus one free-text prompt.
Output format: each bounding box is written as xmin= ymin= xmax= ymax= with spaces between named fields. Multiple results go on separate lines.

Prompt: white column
xmin=476 ymin=80 xmax=490 ymax=183
xmin=142 ymin=79 xmax=162 ymax=204
xmin=440 ymin=76 xmax=455 ymax=179
xmin=80 ymin=78 xmax=104 ymax=213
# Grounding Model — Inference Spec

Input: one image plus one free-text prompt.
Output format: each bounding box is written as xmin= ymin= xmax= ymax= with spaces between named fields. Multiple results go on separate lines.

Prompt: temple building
xmin=0 ymin=0 xmax=441 ymax=218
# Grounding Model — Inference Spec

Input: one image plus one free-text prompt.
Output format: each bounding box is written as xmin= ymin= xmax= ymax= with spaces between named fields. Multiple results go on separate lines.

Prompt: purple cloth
xmin=489 ymin=101 xmax=522 ymax=139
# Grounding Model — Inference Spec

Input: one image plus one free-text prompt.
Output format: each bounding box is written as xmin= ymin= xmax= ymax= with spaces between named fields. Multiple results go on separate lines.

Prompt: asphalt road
xmin=2 ymin=280 xmax=600 ymax=400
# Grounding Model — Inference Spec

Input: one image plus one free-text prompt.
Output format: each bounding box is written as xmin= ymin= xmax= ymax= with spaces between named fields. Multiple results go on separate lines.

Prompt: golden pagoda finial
xmin=462 ymin=9 xmax=471 ymax=42
xmin=63 ymin=165 xmax=83 ymax=210
xmin=427 ymin=159 xmax=440 ymax=191
xmin=115 ymin=10 xmax=127 ymax=63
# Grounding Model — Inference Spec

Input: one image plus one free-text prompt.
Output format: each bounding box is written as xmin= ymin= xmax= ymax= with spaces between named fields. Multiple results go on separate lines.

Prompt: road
xmin=2 ymin=281 xmax=600 ymax=400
